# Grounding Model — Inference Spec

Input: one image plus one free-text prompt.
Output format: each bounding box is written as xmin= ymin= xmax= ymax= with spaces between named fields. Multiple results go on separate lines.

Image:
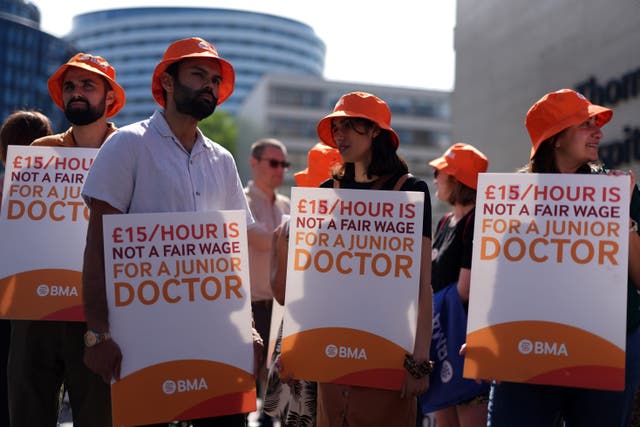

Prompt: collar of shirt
xmin=150 ymin=110 xmax=215 ymax=158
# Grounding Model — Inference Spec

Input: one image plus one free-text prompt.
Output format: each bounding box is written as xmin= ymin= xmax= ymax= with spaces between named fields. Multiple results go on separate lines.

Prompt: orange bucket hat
xmin=151 ymin=37 xmax=235 ymax=107
xmin=48 ymin=53 xmax=126 ymax=118
xmin=429 ymin=143 xmax=488 ymax=190
xmin=525 ymin=89 xmax=612 ymax=159
xmin=317 ymin=92 xmax=399 ymax=149
xmin=294 ymin=142 xmax=343 ymax=187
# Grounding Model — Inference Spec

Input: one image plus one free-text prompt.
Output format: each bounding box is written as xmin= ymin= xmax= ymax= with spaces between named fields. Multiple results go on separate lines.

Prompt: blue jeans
xmin=488 ymin=326 xmax=640 ymax=427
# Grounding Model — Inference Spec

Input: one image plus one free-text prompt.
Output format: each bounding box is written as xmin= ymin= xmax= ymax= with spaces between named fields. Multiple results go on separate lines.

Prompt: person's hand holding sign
xmin=82 ymin=198 xmax=124 ymax=383
xmin=401 ymin=354 xmax=432 ymax=398
xmin=84 ymin=335 xmax=122 ymax=383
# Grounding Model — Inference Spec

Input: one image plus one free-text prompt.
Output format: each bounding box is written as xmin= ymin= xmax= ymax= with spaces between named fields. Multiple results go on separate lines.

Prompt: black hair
xmin=1 ymin=111 xmax=52 ymax=163
xmin=161 ymin=61 xmax=181 ymax=105
xmin=332 ymin=118 xmax=408 ymax=183
xmin=519 ymin=132 xmax=593 ymax=174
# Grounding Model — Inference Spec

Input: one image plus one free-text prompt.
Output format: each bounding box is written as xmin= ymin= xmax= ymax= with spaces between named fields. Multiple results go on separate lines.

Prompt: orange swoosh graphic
xmin=281 ymin=327 xmax=408 ymax=390
xmin=464 ymin=321 xmax=624 ymax=390
xmin=112 ymin=359 xmax=256 ymax=426
xmin=0 ymin=269 xmax=84 ymax=321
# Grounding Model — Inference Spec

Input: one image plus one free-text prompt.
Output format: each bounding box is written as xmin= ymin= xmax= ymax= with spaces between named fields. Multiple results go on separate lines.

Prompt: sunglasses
xmin=258 ymin=157 xmax=290 ymax=169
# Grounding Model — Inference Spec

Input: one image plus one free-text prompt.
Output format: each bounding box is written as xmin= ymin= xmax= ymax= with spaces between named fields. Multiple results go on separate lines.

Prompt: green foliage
xmin=198 ymin=110 xmax=238 ymax=157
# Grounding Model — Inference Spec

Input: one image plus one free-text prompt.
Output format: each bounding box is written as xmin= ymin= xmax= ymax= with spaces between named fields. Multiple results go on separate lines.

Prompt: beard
xmin=173 ymin=78 xmax=218 ymax=121
xmin=64 ymin=97 xmax=106 ymax=126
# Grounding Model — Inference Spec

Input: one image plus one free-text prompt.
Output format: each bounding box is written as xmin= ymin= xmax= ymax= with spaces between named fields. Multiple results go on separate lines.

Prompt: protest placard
xmin=0 ymin=146 xmax=97 ymax=320
xmin=464 ymin=173 xmax=630 ymax=390
xmin=103 ymin=211 xmax=256 ymax=426
xmin=280 ymin=187 xmax=424 ymax=390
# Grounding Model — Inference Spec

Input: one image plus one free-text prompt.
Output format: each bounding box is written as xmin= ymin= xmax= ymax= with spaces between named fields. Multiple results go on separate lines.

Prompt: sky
xmin=30 ymin=0 xmax=456 ymax=92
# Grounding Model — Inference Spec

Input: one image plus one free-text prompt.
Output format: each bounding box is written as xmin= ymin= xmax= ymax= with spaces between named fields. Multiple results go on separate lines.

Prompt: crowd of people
xmin=0 ymin=35 xmax=638 ymax=427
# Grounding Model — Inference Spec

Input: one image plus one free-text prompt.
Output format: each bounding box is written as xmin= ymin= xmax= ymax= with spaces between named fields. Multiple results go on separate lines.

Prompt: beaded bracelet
xmin=403 ymin=354 xmax=435 ymax=379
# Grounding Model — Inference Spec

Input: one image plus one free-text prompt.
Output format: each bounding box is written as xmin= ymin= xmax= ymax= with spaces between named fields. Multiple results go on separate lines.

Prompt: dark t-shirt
xmin=627 ymin=185 xmax=640 ymax=332
xmin=320 ymin=173 xmax=432 ymax=239
xmin=431 ymin=208 xmax=475 ymax=293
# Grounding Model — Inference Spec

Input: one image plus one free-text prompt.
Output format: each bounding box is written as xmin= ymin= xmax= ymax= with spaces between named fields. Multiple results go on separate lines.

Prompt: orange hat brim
xmin=428 ymin=143 xmax=489 ymax=190
xmin=529 ymin=105 xmax=612 ymax=159
xmin=151 ymin=54 xmax=235 ymax=108
xmin=48 ymin=63 xmax=126 ymax=118
xmin=317 ymin=110 xmax=399 ymax=149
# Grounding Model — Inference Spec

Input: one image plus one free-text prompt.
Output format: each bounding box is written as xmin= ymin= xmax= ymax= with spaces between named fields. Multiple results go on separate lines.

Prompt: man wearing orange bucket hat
xmin=8 ymin=53 xmax=125 ymax=427
xmin=34 ymin=52 xmax=126 ymax=147
xmin=81 ymin=37 xmax=255 ymax=427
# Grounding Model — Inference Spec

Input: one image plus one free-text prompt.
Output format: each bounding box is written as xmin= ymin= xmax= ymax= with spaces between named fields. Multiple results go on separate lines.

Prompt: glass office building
xmin=68 ymin=7 xmax=326 ymax=124
xmin=0 ymin=0 xmax=75 ymax=133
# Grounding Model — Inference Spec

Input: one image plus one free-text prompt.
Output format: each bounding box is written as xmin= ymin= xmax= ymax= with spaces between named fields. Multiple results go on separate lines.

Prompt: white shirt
xmin=82 ymin=110 xmax=253 ymax=226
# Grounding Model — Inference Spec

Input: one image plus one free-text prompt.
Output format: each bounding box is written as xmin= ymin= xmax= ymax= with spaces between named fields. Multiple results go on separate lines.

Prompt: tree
xmin=198 ymin=110 xmax=238 ymax=157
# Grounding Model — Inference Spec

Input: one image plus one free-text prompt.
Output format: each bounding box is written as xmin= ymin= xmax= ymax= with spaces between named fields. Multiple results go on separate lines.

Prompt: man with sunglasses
xmin=245 ymin=138 xmax=290 ymax=425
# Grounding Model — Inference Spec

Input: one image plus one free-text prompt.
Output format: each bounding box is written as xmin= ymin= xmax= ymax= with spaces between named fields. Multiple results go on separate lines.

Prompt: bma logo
xmin=439 ymin=360 xmax=453 ymax=384
xmin=324 ymin=344 xmax=367 ymax=360
xmin=518 ymin=339 xmax=568 ymax=357
xmin=162 ymin=378 xmax=208 ymax=395
xmin=36 ymin=285 xmax=78 ymax=297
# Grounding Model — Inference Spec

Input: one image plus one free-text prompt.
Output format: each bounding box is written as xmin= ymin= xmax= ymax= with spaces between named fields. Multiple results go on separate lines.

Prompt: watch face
xmin=84 ymin=331 xmax=98 ymax=347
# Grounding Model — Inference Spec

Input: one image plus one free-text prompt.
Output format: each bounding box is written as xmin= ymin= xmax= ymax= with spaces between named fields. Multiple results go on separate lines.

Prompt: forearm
xmin=413 ymin=237 xmax=433 ymax=361
xmin=82 ymin=199 xmax=121 ymax=331
xmin=270 ymin=222 xmax=289 ymax=305
xmin=456 ymin=268 xmax=472 ymax=302
xmin=270 ymin=253 xmax=287 ymax=306
xmin=82 ymin=237 xmax=109 ymax=331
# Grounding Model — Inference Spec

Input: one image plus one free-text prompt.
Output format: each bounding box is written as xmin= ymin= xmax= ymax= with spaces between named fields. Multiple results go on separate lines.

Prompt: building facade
xmin=452 ymin=0 xmax=640 ymax=176
xmin=67 ymin=7 xmax=326 ymax=125
xmin=0 ymin=0 xmax=75 ymax=134
xmin=236 ymin=73 xmax=451 ymax=202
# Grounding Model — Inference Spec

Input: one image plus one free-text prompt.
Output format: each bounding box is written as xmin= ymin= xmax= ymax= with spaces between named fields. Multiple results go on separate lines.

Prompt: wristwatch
xmin=84 ymin=330 xmax=110 ymax=347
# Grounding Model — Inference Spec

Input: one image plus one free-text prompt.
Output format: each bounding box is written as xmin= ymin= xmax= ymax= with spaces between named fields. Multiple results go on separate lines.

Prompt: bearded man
xmin=9 ymin=53 xmax=125 ymax=427
xmin=81 ymin=37 xmax=260 ymax=427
